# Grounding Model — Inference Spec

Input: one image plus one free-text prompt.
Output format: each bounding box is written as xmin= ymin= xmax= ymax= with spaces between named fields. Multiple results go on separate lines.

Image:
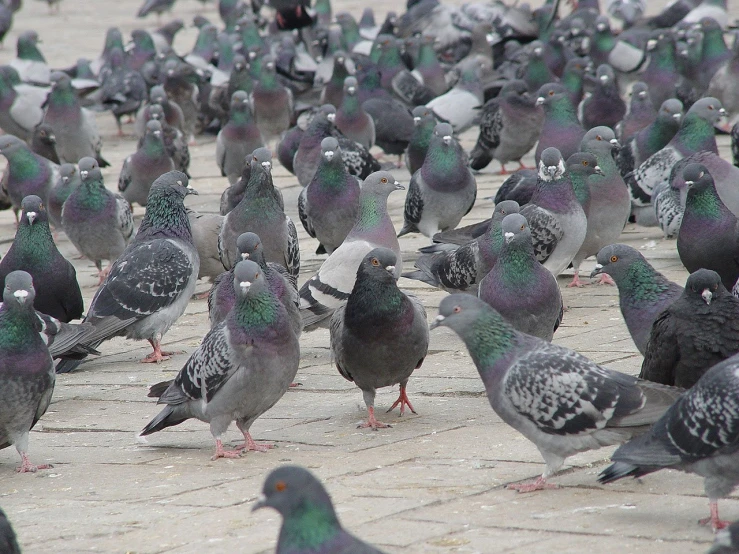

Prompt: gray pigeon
xmin=0 ymin=69 xmax=44 ymax=142
xmin=253 ymin=465 xmax=387 ymax=554
xmin=43 ymin=72 xmax=108 ymax=167
xmin=298 ymin=137 xmax=360 ymax=255
xmin=141 ymin=260 xmax=300 ymax=460
xmin=331 ymin=248 xmax=428 ymax=429
xmin=478 ymin=214 xmax=563 ymax=341
xmin=141 ymin=103 xmax=190 ymax=177
xmin=0 ymin=508 xmax=20 ymax=554
xmin=402 ymin=200 xmax=520 ymax=294
xmin=399 ymin=123 xmax=477 ymax=238
xmin=616 ymin=82 xmax=656 ymax=142
xmin=534 ymin=82 xmax=586 ymax=165
xmin=119 ymin=119 xmax=176 ymax=207
xmin=0 ymin=270 xmax=55 ymax=473
xmin=187 ymin=209 xmax=224 ymax=283
xmin=216 ymin=91 xmax=264 ymax=185
xmin=218 ymin=148 xmax=300 ymax=277
xmin=335 ymin=76 xmax=375 ymax=150
xmin=299 ymin=171 xmax=403 ymax=328
xmin=251 ymin=56 xmax=293 ymax=145
xmin=405 ymin=106 xmax=436 ymax=176
xmin=431 ymin=294 xmax=682 ymax=491
xmin=599 ymin=351 xmax=739 ymax=531
xmin=590 ymin=244 xmax=683 ymax=355
xmin=47 ymin=163 xmax=80 ymax=230
xmin=63 ymin=157 xmax=134 ymax=284
xmin=55 ymin=172 xmax=199 ymax=372
xmin=570 ymin=127 xmax=631 ymax=287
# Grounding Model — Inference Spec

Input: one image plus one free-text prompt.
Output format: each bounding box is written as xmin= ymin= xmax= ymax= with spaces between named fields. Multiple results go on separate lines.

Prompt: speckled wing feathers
xmin=520 ymin=204 xmax=563 ymax=262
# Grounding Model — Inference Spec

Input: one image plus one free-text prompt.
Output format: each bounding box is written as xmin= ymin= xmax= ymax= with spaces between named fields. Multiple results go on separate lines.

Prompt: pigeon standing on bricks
xmin=216 ymin=91 xmax=264 ymax=185
xmin=119 ymin=120 xmax=176 ymax=207
xmin=534 ymin=83 xmax=586 ymax=164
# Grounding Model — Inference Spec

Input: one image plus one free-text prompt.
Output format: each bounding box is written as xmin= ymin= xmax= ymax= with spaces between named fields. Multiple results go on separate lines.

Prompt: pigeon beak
xmin=596 ymin=23 xmax=606 ymax=31
xmin=154 ymin=130 xmax=161 ymax=137
xmin=533 ymin=47 xmax=542 ymax=55
xmin=442 ymin=135 xmax=452 ymax=145
xmin=80 ymin=170 xmax=89 ymax=179
xmin=504 ymin=231 xmax=514 ymax=244
xmin=240 ymin=280 xmax=252 ymax=294
xmin=647 ymin=39 xmax=658 ymax=51
xmin=599 ymin=75 xmax=608 ymax=83
xmin=327 ymin=113 xmax=336 ymax=123
xmin=594 ymin=165 xmax=604 ymax=176
xmin=685 ymin=180 xmax=694 ymax=187
xmin=413 ymin=116 xmax=421 ymax=123
xmin=393 ymin=180 xmax=404 ymax=191
xmin=251 ymin=497 xmax=267 ymax=512
xmin=186 ymin=185 xmax=198 ymax=195
xmin=347 ymin=86 xmax=356 ymax=94
xmin=429 ymin=314 xmax=445 ymax=330
xmin=62 ymin=176 xmax=69 ymax=184
xmin=48 ymin=134 xmax=56 ymax=142
xmin=324 ymin=151 xmax=334 ymax=161
xmin=546 ymin=165 xmax=557 ymax=178
xmin=261 ymin=161 xmax=272 ymax=172
xmin=535 ymin=97 xmax=545 ymax=106
xmin=719 ymin=108 xmax=727 ymax=116
xmin=13 ymin=289 xmax=28 ymax=304
xmin=590 ymin=264 xmax=604 ymax=278
xmin=701 ymin=289 xmax=712 ymax=305
xmin=638 ymin=91 xmax=647 ymax=99
xmin=673 ymin=113 xmax=681 ymax=121
xmin=610 ymin=138 xmax=620 ymax=149
xmin=385 ymin=265 xmax=395 ymax=274
xmin=26 ymin=211 xmax=36 ymax=225
xmin=240 ymin=252 xmax=250 ymax=261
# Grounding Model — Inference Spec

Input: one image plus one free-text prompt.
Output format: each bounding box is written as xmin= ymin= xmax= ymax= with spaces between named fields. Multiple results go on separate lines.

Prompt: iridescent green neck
xmin=417 ymin=43 xmax=438 ymax=68
xmin=50 ymin=86 xmax=77 ymax=108
xmin=240 ymin=24 xmax=262 ymax=51
xmin=279 ymin=502 xmax=340 ymax=552
xmin=233 ymin=287 xmax=279 ymax=330
xmin=78 ymin=179 xmax=109 ymax=211
xmin=569 ymin=171 xmax=591 ymax=207
xmin=463 ymin=311 xmax=515 ymax=371
xmin=340 ymin=23 xmax=360 ymax=48
xmin=14 ymin=218 xmax=54 ymax=264
xmin=621 ymin=259 xmax=671 ymax=303
xmin=315 ymin=159 xmax=347 ymax=189
xmin=258 ymin=69 xmax=278 ymax=90
xmin=8 ymin=148 xmax=41 ymax=180
xmin=144 ymin=134 xmax=167 ymax=157
xmin=548 ymin=96 xmax=578 ymax=123
xmin=0 ymin=306 xmax=38 ymax=351
xmin=498 ymin=241 xmax=536 ymax=286
xmin=678 ymin=114 xmax=716 ymax=152
xmin=686 ymin=182 xmax=722 ymax=218
xmin=340 ymin=92 xmax=360 ymax=115
xmin=353 ymin=193 xmax=386 ymax=233
xmin=18 ymin=40 xmax=45 ymax=62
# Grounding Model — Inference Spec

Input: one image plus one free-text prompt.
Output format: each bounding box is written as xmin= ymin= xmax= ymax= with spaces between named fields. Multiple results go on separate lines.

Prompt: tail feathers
xmin=418 ymin=243 xmax=456 ymax=254
xmin=469 ymin=142 xmax=493 ymax=171
xmin=397 ymin=222 xmax=418 ymax=237
xmin=598 ymin=461 xmax=644 ymax=484
xmin=148 ymin=380 xmax=174 ymax=399
xmin=140 ymin=405 xmax=189 ymax=436
xmin=401 ymin=270 xmax=437 ymax=287
xmin=55 ymin=358 xmax=85 ymax=374
xmin=300 ymin=305 xmax=334 ymax=330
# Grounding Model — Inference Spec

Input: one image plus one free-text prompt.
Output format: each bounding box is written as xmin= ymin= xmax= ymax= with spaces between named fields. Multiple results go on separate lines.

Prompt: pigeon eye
xmin=380 ymin=177 xmax=388 ymax=183
xmin=699 ymin=172 xmax=704 ymax=179
xmin=371 ymin=258 xmax=380 ymax=266
xmin=548 ymin=90 xmax=554 ymax=96
xmin=582 ymin=160 xmax=589 ymax=166
xmin=708 ymin=105 xmax=714 ymax=110
xmin=453 ymin=306 xmax=461 ymax=313
xmin=713 ymin=284 xmax=719 ymax=291
xmin=610 ymin=255 xmax=618 ymax=262
xmin=596 ymin=136 xmax=602 ymax=140
xmin=520 ymin=224 xmax=525 ymax=230
xmin=275 ymin=481 xmax=287 ymax=492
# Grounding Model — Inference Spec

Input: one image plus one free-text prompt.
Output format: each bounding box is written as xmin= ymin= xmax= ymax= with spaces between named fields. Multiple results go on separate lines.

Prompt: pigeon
xmin=0 ymin=270 xmax=55 ymax=473
xmin=219 ymin=148 xmax=300 ymax=277
xmin=616 ymin=98 xmax=683 ymax=178
xmin=401 ymin=200 xmax=520 ymax=294
xmin=331 ymin=248 xmax=428 ymax=429
xmin=31 ymin=123 xmax=60 ymax=165
xmin=414 ymin=34 xmax=448 ymax=97
xmin=136 ymin=85 xmax=185 ymax=138
xmin=431 ymin=294 xmax=682 ymax=491
xmin=534 ymin=83 xmax=586 ymax=164
xmin=55 ymin=172 xmax=199 ymax=372
xmin=0 ymin=196 xmax=83 ymax=323
xmin=469 ymin=80 xmax=543 ymax=174
xmin=520 ymin=148 xmax=589 ymax=277
xmin=141 ymin=259 xmax=300 ymax=460
xmin=216 ymin=91 xmax=264 ymax=185
xmin=187 ymin=209 xmax=224 ymax=284
xmin=493 ymin=170 xmax=537 ymax=206
xmin=298 ymin=137 xmax=360 ymax=255
xmin=43 ymin=72 xmax=108 ymax=167
xmin=276 ymin=123 xmax=303 ymax=176
xmin=405 ymin=106 xmax=436 ymax=176
xmin=0 ymin=135 xmax=59 ymax=219
xmin=678 ymin=163 xmax=739 ymax=290
xmin=425 ymin=62 xmax=484 ymax=133
xmin=0 ymin=508 xmax=20 ymax=554
xmin=560 ymin=56 xmax=589 ymax=109
xmin=63 ymin=157 xmax=134 ymax=285
xmin=140 ymin=103 xmax=190 ymax=177
xmin=590 ymin=244 xmax=684 ymax=355
xmin=361 ymin=95 xmax=414 ymax=163
xmin=599 ymin=351 xmax=739 ymax=531
xmin=616 ymin=82 xmax=657 ymax=143
xmin=97 ymin=46 xmax=148 ymax=137
xmin=580 ymin=65 xmax=626 ymax=131
xmin=478 ymin=213 xmax=563 ymax=342
xmin=399 ymin=123 xmax=477 ymax=238
xmin=639 ymin=268 xmax=739 ymax=389
xmin=321 ymin=52 xmax=350 ymax=109
xmin=119 ymin=120 xmax=176 ymax=207
xmin=641 ymin=32 xmax=683 ymax=109
xmin=335 ymin=77 xmax=375 ymax=150
xmin=10 ymin=31 xmax=49 ymax=85
xmin=570 ymin=127 xmax=631 ymax=287
xmin=251 ymin=57 xmax=293 ymax=146
xmin=47 ymin=163 xmax=80 ymax=229
xmin=627 ymin=97 xmax=725 ymax=225
xmin=0 ymin=70 xmax=44 ymax=143
xmin=136 ymin=0 xmax=175 ymax=19
xmin=299 ymin=171 xmax=403 ymax=328
xmin=253 ymin=465 xmax=387 ymax=554
xmin=0 ymin=3 xmax=12 ymax=49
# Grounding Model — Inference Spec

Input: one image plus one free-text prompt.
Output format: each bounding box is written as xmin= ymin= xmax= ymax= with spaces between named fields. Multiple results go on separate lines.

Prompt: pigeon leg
xmin=192 ymin=290 xmax=210 ymax=300
xmin=358 ymin=407 xmax=391 ymax=430
xmin=396 ymin=154 xmax=404 ymax=168
xmin=211 ymin=439 xmax=242 ymax=460
xmin=698 ymin=502 xmax=730 ymax=531
xmin=518 ymin=160 xmax=533 ymax=170
xmin=141 ymin=338 xmax=174 ymax=363
xmin=567 ymin=272 xmax=588 ymax=288
xmin=16 ymin=452 xmax=52 ymax=473
xmin=596 ymin=273 xmax=616 ymax=286
xmin=289 ymin=382 xmax=301 ymax=387
xmin=235 ymin=428 xmax=274 ymax=452
xmin=507 ymin=476 xmax=559 ymax=493
xmin=499 ymin=164 xmax=509 ymax=175
xmin=387 ymin=384 xmax=417 ymax=416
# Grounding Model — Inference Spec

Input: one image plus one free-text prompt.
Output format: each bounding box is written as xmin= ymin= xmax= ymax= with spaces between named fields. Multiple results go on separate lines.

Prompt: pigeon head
xmin=20 ymin=195 xmax=47 ymax=227
xmin=563 ymin=57 xmax=589 ymax=79
xmin=139 ymin=172 xmax=195 ymax=242
xmin=433 ymin=123 xmax=454 ymax=146
xmin=60 ymin=163 xmax=77 ymax=184
xmin=685 ymin=97 xmax=726 ymax=125
xmin=500 ymin=213 xmax=530 ymax=245
xmin=343 ymin=76 xmax=358 ymax=96
xmin=34 ymin=124 xmax=55 ymax=144
xmin=232 ymin=259 xmax=263 ymax=298
xmin=320 ymin=137 xmax=339 ymax=162
xmin=252 ymin=465 xmax=338 ymax=523
xmin=591 ymin=244 xmax=646 ymax=281
xmin=658 ymin=98 xmax=683 ymax=123
xmin=148 ymin=104 xmax=165 ymax=122
xmin=500 ymin=79 xmax=529 ymax=100
xmin=3 ymin=270 xmax=35 ymax=307
xmin=411 ymin=106 xmax=434 ymax=125
xmin=596 ymin=64 xmax=614 ymax=85
xmin=362 ymin=171 xmax=404 ymax=197
xmin=0 ymin=135 xmax=26 ymax=157
xmin=535 ymin=83 xmax=568 ymax=107
xmin=358 ymin=247 xmax=397 ymax=283
xmin=538 ymin=147 xmax=565 ymax=181
xmin=233 ymin=54 xmax=247 ymax=71
xmin=16 ymin=30 xmax=43 ymax=61
xmin=566 ymin=152 xmax=603 ymax=178
xmin=78 ymin=157 xmax=101 ymax=182
xmin=147 ymin=171 xmax=196 ymax=202
xmin=250 ymin=147 xmax=272 ymax=175
xmin=431 ymin=295 xmax=508 ymax=341
xmin=492 ymin=200 xmax=520 ymax=222
xmin=595 ymin=15 xmax=610 ymax=32
xmin=149 ymin=85 xmax=168 ymax=106
xmin=230 ymin=90 xmax=249 ymax=111
xmin=686 ymin=269 xmax=723 ymax=305
xmin=146 ymin=120 xmax=163 ymax=139
xmin=529 ymin=40 xmax=544 ymax=58
xmin=50 ymin=71 xmax=72 ymax=91
xmin=581 ymin=126 xmax=620 ymax=152
xmin=632 ymin=82 xmax=649 ymax=100
xmin=236 ymin=232 xmax=263 ymax=262
xmin=320 ymin=104 xmax=336 ymax=123
xmin=683 ymin=163 xmax=713 ymax=190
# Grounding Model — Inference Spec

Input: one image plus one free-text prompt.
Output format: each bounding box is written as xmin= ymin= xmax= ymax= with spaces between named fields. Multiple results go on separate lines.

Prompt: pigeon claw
xmin=236 ymin=431 xmax=274 ymax=452
xmin=595 ymin=273 xmax=616 ymax=286
xmin=567 ymin=273 xmax=587 ymax=288
xmin=698 ymin=502 xmax=730 ymax=531
xmin=507 ymin=476 xmax=559 ymax=493
xmin=16 ymin=453 xmax=52 ymax=473
xmin=211 ymin=439 xmax=242 ymax=460
xmin=359 ymin=407 xmax=392 ymax=430
xmin=386 ymin=385 xmax=417 ymax=416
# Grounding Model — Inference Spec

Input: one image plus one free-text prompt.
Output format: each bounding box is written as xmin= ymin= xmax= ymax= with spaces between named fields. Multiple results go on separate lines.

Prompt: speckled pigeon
xmin=331 ymin=248 xmax=428 ymax=429
xmin=253 ymin=465 xmax=387 ymax=554
xmin=431 ymin=294 xmax=682 ymax=492
xmin=0 ymin=196 xmax=83 ymax=323
xmin=590 ymin=244 xmax=683 ymax=355
xmin=216 ymin=91 xmax=264 ymax=185
xmin=600 ymin=351 xmax=739 ymax=531
xmin=55 ymin=172 xmax=199 ymax=372
xmin=399 ymin=123 xmax=476 ymax=239
xmin=63 ymin=157 xmax=133 ymax=284
xmin=119 ymin=120 xmax=175 ymax=207
xmin=141 ymin=260 xmax=299 ymax=460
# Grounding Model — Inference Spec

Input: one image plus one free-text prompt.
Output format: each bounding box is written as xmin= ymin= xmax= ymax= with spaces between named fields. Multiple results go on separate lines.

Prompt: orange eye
xmin=582 ymin=160 xmax=589 ymax=166
xmin=708 ymin=105 xmax=714 ymax=110
xmin=453 ymin=306 xmax=461 ymax=313
xmin=371 ymin=258 xmax=380 ymax=266
xmin=275 ymin=481 xmax=286 ymax=492
xmin=596 ymin=136 xmax=602 ymax=140
xmin=548 ymin=90 xmax=554 ymax=96
xmin=610 ymin=256 xmax=618 ymax=262
xmin=380 ymin=177 xmax=387 ymax=183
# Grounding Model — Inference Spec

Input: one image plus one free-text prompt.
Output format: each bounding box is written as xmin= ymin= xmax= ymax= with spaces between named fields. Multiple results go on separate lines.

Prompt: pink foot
xmin=507 ymin=476 xmax=559 ymax=493
xmin=235 ymin=431 xmax=274 ymax=452
xmin=567 ymin=273 xmax=588 ymax=288
xmin=499 ymin=164 xmax=509 ymax=175
xmin=699 ymin=502 xmax=730 ymax=531
xmin=140 ymin=340 xmax=178 ymax=363
xmin=518 ymin=161 xmax=533 ymax=170
xmin=288 ymin=382 xmax=301 ymax=387
xmin=386 ymin=385 xmax=416 ymax=416
xmin=97 ymin=264 xmax=112 ymax=285
xmin=193 ymin=290 xmax=210 ymax=300
xmin=596 ymin=273 xmax=616 ymax=286
xmin=16 ymin=453 xmax=52 ymax=473
xmin=358 ymin=406 xmax=391 ymax=430
xmin=211 ymin=439 xmax=242 ymax=460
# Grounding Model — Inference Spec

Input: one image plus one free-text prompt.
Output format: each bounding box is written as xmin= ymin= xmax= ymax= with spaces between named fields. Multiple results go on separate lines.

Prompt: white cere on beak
xmin=327 ymin=113 xmax=336 ymax=122
xmin=434 ymin=314 xmax=445 ymax=324
xmin=323 ymin=150 xmax=334 ymax=161
xmin=610 ymin=138 xmax=619 ymax=146
xmin=720 ymin=108 xmax=728 ymax=116
xmin=13 ymin=289 xmax=29 ymax=303
xmin=504 ymin=231 xmax=514 ymax=243
xmin=638 ymin=91 xmax=647 ymax=99
xmin=26 ymin=211 xmax=37 ymax=225
xmin=413 ymin=116 xmax=421 ymax=123
xmin=240 ymin=252 xmax=250 ymax=260
xmin=599 ymin=74 xmax=608 ymax=83
xmin=594 ymin=264 xmax=603 ymax=271
xmin=176 ymin=180 xmax=182 ymax=185
xmin=239 ymin=281 xmax=251 ymax=294
xmin=685 ymin=180 xmax=694 ymax=186
xmin=535 ymin=97 xmax=545 ymax=106
xmin=261 ymin=161 xmax=272 ymax=171
xmin=673 ymin=113 xmax=681 ymax=120
xmin=385 ymin=265 xmax=395 ymax=273
xmin=347 ymin=86 xmax=356 ymax=94
xmin=702 ymin=289 xmax=713 ymax=305
xmin=442 ymin=135 xmax=452 ymax=145
xmin=154 ymin=130 xmax=161 ymax=137
xmin=80 ymin=170 xmax=88 ymax=179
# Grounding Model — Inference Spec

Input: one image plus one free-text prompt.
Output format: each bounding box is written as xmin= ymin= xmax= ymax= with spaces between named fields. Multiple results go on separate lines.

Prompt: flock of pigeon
xmin=2 ymin=0 xmax=739 ymax=551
